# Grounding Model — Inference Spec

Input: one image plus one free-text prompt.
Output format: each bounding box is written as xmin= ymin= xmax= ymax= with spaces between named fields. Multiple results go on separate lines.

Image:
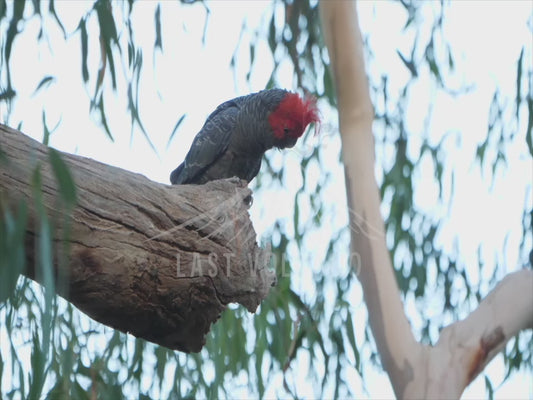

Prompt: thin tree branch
xmin=319 ymin=1 xmax=423 ymax=397
xmin=319 ymin=1 xmax=532 ymax=398
xmin=427 ymin=269 xmax=533 ymax=398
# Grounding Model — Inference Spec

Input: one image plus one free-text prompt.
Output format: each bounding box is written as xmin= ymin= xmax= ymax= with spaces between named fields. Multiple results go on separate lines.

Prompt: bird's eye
xmin=283 ymin=127 xmax=290 ymax=135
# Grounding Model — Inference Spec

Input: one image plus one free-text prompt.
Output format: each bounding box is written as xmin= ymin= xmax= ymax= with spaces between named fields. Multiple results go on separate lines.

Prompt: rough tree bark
xmin=0 ymin=123 xmax=275 ymax=353
xmin=319 ymin=1 xmax=533 ymax=398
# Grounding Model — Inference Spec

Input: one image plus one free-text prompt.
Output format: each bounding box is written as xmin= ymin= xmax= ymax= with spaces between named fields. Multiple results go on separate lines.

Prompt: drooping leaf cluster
xmin=1 ymin=0 xmax=531 ymax=399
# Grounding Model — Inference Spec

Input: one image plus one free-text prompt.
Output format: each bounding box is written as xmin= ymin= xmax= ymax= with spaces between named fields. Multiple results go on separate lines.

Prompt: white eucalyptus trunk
xmin=319 ymin=1 xmax=533 ymax=398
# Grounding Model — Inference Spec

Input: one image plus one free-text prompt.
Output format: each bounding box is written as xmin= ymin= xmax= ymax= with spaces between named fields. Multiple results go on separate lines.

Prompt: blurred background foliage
xmin=0 ymin=0 xmax=532 ymax=398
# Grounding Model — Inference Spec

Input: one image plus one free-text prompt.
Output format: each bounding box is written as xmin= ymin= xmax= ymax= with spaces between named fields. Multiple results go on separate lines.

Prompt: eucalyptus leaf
xmin=48 ymin=148 xmax=77 ymax=207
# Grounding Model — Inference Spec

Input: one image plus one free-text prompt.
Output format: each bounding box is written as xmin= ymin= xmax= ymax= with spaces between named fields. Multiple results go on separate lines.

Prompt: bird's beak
xmin=281 ymin=137 xmax=298 ymax=149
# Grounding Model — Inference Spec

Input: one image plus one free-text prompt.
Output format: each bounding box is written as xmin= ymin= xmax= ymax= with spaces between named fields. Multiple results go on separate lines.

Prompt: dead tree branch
xmin=0 ymin=123 xmax=274 ymax=353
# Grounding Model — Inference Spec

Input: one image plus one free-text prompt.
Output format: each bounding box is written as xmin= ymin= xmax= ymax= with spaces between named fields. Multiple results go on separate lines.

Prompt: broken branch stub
xmin=0 ymin=124 xmax=274 ymax=352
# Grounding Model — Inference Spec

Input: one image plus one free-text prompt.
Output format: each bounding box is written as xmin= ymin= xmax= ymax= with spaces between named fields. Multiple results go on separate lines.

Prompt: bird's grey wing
xmin=170 ymin=99 xmax=241 ymax=184
xmin=246 ymin=158 xmax=262 ymax=182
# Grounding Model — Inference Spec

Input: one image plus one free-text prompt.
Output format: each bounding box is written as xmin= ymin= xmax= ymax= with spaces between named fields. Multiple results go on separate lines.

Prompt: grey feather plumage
xmin=170 ymin=89 xmax=289 ymax=185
